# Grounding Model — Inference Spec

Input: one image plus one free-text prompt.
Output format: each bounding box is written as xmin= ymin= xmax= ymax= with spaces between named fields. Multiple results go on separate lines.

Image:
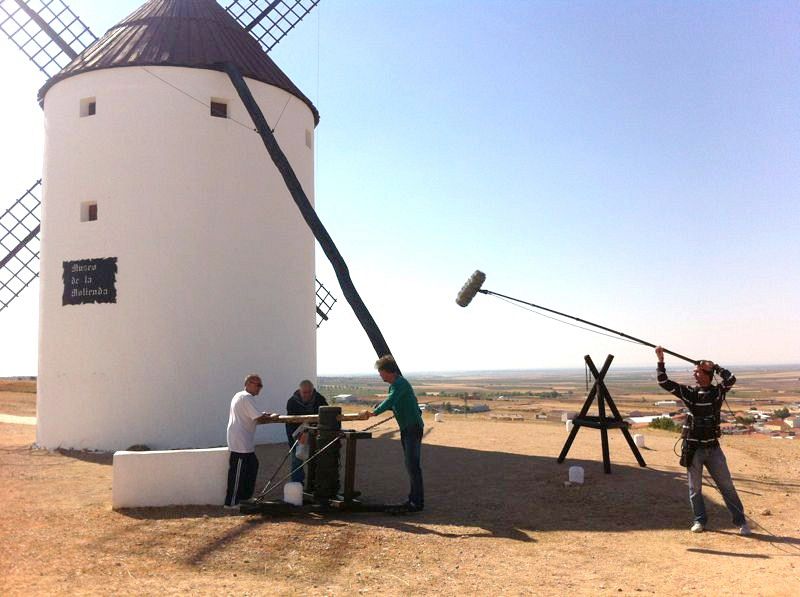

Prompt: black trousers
xmin=225 ymin=451 xmax=259 ymax=506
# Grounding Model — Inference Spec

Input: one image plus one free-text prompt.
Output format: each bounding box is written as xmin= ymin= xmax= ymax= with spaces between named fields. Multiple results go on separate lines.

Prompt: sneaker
xmin=690 ymin=522 xmax=704 ymax=533
xmin=223 ymin=503 xmax=240 ymax=511
xmin=738 ymin=523 xmax=752 ymax=536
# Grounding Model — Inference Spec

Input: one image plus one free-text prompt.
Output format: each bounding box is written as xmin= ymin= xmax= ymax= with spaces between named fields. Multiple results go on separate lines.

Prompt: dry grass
xmin=0 ymin=379 xmax=36 ymax=393
xmin=1 ymin=390 xmax=799 ymax=596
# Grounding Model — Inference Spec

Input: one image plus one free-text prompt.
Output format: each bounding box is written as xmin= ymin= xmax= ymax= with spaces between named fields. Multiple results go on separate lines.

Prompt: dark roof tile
xmin=38 ymin=0 xmax=319 ymax=124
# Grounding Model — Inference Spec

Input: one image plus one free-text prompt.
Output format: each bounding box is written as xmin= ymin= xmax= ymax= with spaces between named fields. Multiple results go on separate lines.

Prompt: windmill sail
xmin=315 ymin=277 xmax=336 ymax=328
xmin=0 ymin=180 xmax=41 ymax=312
xmin=225 ymin=0 xmax=320 ymax=53
xmin=0 ymin=0 xmax=97 ymax=77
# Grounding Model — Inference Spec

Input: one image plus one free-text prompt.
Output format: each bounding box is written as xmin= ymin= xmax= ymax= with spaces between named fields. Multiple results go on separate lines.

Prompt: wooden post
xmin=314 ymin=406 xmax=341 ymax=500
xmin=596 ymin=361 xmax=611 ymax=474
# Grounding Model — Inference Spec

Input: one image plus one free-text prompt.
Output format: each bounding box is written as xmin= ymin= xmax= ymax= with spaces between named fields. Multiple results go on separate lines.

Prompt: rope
xmin=256 ymin=437 xmax=299 ymax=497
xmin=362 ymin=414 xmax=395 ymax=432
xmin=253 ymin=414 xmax=393 ymax=502
xmin=585 ymin=361 xmax=590 ymax=393
xmin=254 ymin=433 xmax=343 ymax=501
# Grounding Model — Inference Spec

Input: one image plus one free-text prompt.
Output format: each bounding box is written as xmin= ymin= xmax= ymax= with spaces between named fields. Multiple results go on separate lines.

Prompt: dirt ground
xmin=1 ymin=391 xmax=798 ymax=596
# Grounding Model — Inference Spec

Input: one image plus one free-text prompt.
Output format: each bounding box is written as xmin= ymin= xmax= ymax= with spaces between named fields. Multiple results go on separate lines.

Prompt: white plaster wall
xmin=38 ymin=66 xmax=317 ymax=450
xmin=112 ymin=448 xmax=229 ymax=508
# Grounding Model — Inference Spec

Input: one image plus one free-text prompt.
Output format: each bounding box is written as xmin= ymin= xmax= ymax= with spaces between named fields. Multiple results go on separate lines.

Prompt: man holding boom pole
xmin=655 ymin=347 xmax=751 ymax=535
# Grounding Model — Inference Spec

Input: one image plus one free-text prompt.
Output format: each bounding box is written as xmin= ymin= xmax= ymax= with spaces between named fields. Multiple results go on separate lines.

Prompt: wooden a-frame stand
xmin=557 ymin=354 xmax=647 ymax=473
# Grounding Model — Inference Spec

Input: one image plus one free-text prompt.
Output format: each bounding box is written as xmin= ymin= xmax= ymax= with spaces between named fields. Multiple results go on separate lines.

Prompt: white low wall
xmin=113 ymin=447 xmax=229 ymax=509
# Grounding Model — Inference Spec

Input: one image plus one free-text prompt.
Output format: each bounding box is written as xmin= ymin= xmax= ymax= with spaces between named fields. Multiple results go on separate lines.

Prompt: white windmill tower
xmin=1 ymin=0 xmax=350 ymax=451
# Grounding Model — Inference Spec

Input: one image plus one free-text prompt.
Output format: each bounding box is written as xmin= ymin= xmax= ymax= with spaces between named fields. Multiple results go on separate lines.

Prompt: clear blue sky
xmin=1 ymin=1 xmax=798 ymax=376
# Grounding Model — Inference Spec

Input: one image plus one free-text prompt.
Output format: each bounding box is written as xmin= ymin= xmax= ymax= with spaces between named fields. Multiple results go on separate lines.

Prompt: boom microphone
xmin=455 ymin=270 xmax=486 ymax=307
xmin=457 ymin=269 xmax=700 ymax=365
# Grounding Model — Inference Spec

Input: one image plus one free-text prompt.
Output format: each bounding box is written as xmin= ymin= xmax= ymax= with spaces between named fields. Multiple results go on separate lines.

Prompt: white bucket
xmin=568 ymin=466 xmax=584 ymax=485
xmin=634 ymin=434 xmax=645 ymax=448
xmin=566 ymin=420 xmax=574 ymax=433
xmin=434 ymin=413 xmax=443 ymax=423
xmin=283 ymin=482 xmax=303 ymax=506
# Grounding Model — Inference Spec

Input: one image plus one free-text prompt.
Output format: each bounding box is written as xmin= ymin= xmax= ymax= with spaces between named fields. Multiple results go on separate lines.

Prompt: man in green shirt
xmin=362 ymin=354 xmax=424 ymax=511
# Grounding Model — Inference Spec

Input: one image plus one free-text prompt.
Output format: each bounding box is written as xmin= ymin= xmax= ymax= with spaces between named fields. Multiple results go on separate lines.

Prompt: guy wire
xmin=270 ymin=95 xmax=292 ymax=133
xmin=141 ymin=66 xmax=288 ymax=134
xmin=255 ymin=433 xmax=343 ymax=501
xmin=493 ymin=294 xmax=641 ymax=346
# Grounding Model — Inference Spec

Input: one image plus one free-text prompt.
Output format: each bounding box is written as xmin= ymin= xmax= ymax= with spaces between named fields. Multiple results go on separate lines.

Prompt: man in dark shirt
xmin=655 ymin=346 xmax=750 ymax=535
xmin=285 ymin=380 xmax=328 ymax=483
xmin=362 ymin=354 xmax=424 ymax=512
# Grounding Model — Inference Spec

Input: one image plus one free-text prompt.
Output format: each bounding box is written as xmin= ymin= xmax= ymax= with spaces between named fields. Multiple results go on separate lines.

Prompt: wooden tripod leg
xmin=604 ymin=392 xmax=647 ymax=467
xmin=558 ymin=379 xmax=600 ymax=463
xmin=585 ymin=355 xmax=615 ymax=473
xmin=619 ymin=426 xmax=647 ymax=467
xmin=597 ymin=381 xmax=611 ymax=473
xmin=557 ymin=423 xmax=581 ymax=463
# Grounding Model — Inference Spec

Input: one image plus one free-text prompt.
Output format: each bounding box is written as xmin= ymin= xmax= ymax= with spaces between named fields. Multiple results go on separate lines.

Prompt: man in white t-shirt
xmin=224 ymin=374 xmax=278 ymax=509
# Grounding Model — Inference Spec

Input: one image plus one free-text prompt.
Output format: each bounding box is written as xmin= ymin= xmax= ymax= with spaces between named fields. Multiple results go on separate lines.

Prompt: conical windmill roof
xmin=38 ymin=0 xmax=319 ymax=124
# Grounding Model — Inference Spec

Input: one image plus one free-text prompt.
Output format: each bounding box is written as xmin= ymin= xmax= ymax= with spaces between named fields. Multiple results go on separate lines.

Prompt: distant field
xmin=320 ymin=365 xmax=800 ymax=420
xmin=0 ymin=379 xmax=36 ymax=393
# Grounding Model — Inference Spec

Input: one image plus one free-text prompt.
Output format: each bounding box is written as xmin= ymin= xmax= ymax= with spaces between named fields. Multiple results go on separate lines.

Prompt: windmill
xmin=0 ymin=0 xmax=374 ymax=450
xmin=1 ymin=0 xmax=336 ymax=325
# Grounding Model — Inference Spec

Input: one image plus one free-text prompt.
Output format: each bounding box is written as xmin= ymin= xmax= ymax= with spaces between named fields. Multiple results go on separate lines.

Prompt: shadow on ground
xmin=56 ymin=448 xmax=113 ymax=465
xmin=118 ymin=435 xmax=749 ymax=540
xmin=108 ymin=432 xmax=800 ymax=569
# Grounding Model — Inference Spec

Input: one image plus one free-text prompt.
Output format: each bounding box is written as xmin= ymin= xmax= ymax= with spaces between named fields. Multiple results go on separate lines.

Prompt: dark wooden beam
xmin=0 ymin=224 xmax=39 ymax=270
xmin=13 ymin=0 xmax=78 ymax=59
xmin=222 ymin=62 xmax=396 ymax=366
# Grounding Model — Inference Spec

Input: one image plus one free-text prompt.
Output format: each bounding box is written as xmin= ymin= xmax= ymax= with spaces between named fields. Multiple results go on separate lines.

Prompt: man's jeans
xmin=687 ymin=444 xmax=746 ymax=526
xmin=400 ymin=425 xmax=424 ymax=508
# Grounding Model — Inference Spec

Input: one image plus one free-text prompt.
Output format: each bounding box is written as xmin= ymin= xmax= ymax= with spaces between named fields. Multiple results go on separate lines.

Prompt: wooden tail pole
xmin=222 ymin=62 xmax=396 ymax=367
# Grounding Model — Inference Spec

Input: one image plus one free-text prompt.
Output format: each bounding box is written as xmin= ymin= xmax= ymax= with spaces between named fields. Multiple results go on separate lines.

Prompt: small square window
xmin=305 ymin=129 xmax=314 ymax=149
xmin=80 ymin=97 xmax=96 ymax=117
xmin=210 ymin=100 xmax=228 ymax=118
xmin=81 ymin=201 xmax=98 ymax=222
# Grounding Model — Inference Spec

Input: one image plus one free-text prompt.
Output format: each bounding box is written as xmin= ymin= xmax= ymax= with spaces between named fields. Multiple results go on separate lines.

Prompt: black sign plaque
xmin=62 ymin=257 xmax=117 ymax=306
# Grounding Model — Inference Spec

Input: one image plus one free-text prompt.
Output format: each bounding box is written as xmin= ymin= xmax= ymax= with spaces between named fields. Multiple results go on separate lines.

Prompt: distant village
xmin=623 ymin=400 xmax=800 ymax=440
xmin=326 ymin=389 xmax=800 ymax=440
